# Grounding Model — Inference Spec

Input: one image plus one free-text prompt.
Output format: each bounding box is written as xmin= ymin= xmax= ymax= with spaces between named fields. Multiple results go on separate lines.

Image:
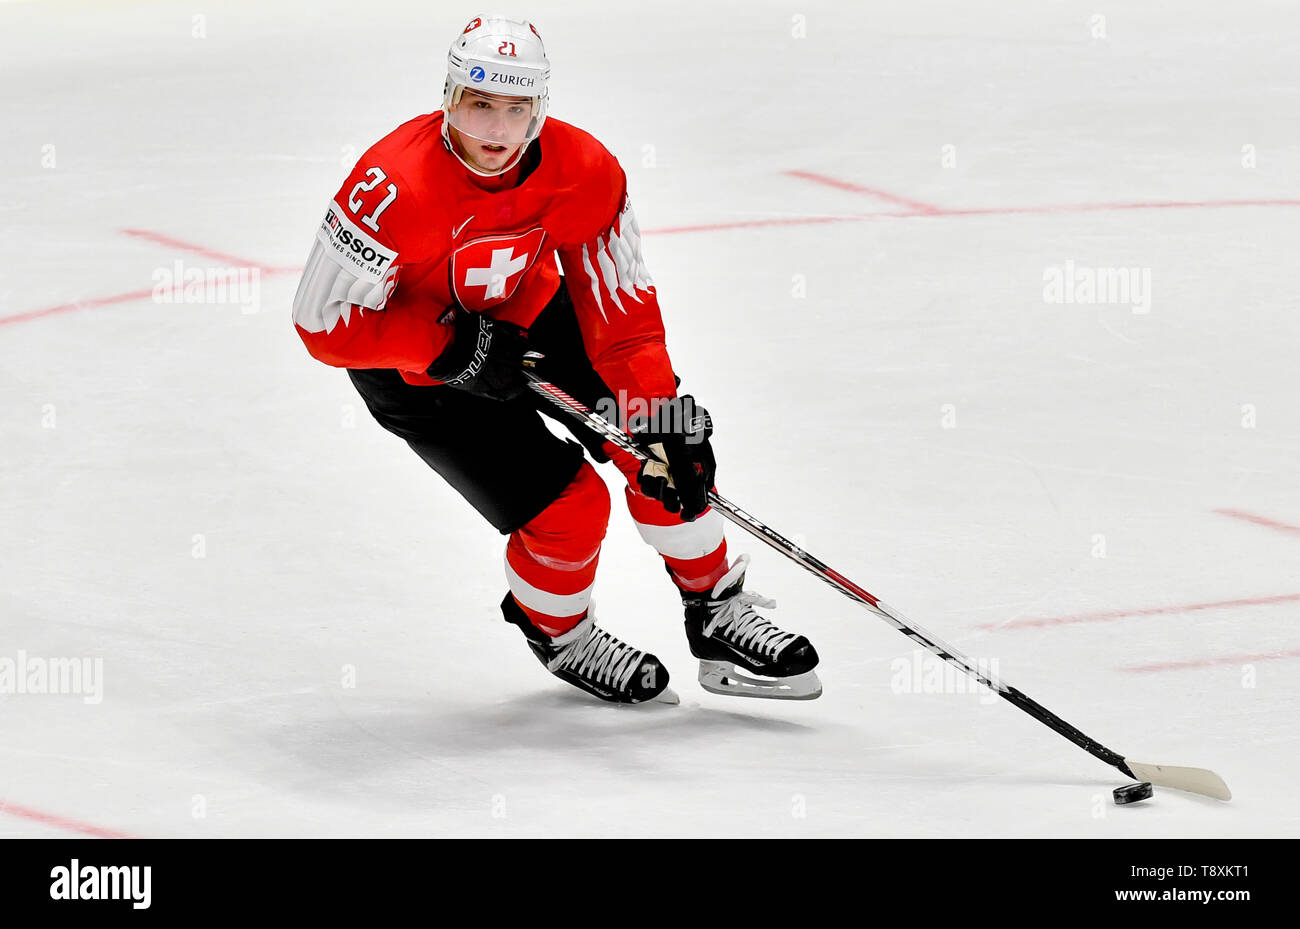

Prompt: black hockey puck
xmin=1113 ymin=782 xmax=1154 ymax=805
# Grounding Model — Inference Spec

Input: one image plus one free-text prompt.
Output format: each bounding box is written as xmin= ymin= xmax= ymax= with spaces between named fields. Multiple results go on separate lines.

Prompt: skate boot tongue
xmin=703 ymin=553 xmax=778 ymax=640
xmin=711 ymin=552 xmax=752 ymax=599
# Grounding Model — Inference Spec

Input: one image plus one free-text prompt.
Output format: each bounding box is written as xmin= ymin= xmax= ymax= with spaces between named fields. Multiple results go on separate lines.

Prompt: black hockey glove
xmin=426 ymin=305 xmax=530 ymax=401
xmin=628 ymin=395 xmax=716 ymax=522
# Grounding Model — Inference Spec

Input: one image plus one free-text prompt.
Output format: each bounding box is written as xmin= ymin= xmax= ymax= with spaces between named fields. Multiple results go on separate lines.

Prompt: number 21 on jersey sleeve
xmin=347 ymin=166 xmax=398 ymax=232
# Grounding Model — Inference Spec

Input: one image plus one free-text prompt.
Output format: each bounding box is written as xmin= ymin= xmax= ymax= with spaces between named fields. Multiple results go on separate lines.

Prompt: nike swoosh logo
xmin=453 ymin=215 xmax=475 ymax=238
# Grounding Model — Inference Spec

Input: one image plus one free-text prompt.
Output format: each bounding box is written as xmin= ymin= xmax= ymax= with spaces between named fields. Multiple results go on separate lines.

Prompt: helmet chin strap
xmin=440 ymin=117 xmax=531 ymax=178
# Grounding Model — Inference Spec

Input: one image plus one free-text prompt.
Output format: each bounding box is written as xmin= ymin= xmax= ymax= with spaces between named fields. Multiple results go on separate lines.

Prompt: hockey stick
xmin=521 ymin=353 xmax=1230 ymax=801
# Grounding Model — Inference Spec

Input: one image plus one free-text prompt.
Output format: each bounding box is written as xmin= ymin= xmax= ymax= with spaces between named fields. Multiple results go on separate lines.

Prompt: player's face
xmin=448 ymin=90 xmax=531 ymax=171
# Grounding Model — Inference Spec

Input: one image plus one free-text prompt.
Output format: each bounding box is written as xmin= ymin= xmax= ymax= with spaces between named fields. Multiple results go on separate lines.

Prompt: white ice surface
xmin=2 ymin=0 xmax=1298 ymax=837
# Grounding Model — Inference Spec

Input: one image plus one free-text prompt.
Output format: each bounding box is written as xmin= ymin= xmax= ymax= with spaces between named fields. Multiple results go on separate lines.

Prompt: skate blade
xmin=651 ymin=686 xmax=680 ymax=706
xmin=592 ymin=685 xmax=678 ymax=707
xmin=697 ymin=661 xmax=822 ymax=701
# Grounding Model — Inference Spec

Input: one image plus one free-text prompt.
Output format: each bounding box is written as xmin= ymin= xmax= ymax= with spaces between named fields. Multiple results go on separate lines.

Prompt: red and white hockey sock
xmin=505 ymin=461 xmax=610 ymax=637
xmin=607 ymin=443 xmax=728 ymax=593
xmin=623 ymin=485 xmax=728 ymax=591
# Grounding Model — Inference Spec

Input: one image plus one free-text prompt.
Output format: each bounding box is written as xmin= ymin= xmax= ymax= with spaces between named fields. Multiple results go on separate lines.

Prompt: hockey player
xmin=291 ymin=15 xmax=821 ymax=704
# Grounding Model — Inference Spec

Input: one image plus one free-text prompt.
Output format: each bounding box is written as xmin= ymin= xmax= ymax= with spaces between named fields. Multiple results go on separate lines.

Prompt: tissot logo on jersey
xmin=317 ymin=202 xmax=399 ymax=283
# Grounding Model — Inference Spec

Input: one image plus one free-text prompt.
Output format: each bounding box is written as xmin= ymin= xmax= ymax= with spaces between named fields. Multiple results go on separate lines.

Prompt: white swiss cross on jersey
xmin=451 ymin=228 xmax=547 ymax=312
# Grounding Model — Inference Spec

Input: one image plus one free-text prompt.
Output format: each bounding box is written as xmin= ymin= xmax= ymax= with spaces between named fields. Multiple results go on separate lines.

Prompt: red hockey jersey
xmin=291 ymin=112 xmax=677 ymax=409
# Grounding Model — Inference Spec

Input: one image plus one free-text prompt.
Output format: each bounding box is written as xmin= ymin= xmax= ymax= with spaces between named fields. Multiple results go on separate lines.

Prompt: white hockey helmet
xmin=442 ymin=15 xmax=550 ymax=175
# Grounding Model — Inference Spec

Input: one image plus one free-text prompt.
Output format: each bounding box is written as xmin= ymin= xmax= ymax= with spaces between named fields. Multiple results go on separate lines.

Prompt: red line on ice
xmin=0 ymin=226 xmax=302 ymax=327
xmin=923 ymin=197 xmax=1300 ymax=218
xmin=1122 ymin=647 xmax=1300 ymax=673
xmin=645 ymin=214 xmax=885 ymax=235
xmin=782 ymin=170 xmax=943 ymax=213
xmin=981 ymin=591 xmax=1300 ymax=630
xmin=120 ymin=228 xmax=282 ymax=271
xmin=0 ymin=800 xmax=133 ymax=838
xmin=667 ymin=169 xmax=1300 ymax=235
xmin=0 ymin=273 xmax=299 ymax=328
xmin=648 ymin=195 xmax=1300 ymax=236
xmin=1213 ymin=508 xmax=1300 ymax=537
xmin=8 ymin=189 xmax=1300 ymax=323
xmin=0 ymin=289 xmax=161 ymax=327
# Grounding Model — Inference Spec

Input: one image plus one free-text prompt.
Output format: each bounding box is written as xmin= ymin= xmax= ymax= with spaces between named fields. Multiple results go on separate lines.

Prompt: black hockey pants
xmin=346 ymin=284 xmax=619 ymax=534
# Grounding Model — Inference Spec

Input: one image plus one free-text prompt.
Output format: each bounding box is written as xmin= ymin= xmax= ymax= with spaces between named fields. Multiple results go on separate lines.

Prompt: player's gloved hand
xmin=426 ymin=305 xmax=530 ymax=401
xmin=628 ymin=395 xmax=716 ymax=522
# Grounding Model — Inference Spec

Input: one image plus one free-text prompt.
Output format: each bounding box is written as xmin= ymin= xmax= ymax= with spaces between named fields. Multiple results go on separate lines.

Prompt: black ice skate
xmin=679 ymin=554 xmax=822 ymax=700
xmin=501 ymin=594 xmax=678 ymax=705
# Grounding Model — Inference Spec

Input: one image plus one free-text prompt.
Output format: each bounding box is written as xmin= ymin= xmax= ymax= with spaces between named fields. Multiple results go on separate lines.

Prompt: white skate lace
xmin=702 ymin=590 xmax=796 ymax=659
xmin=547 ymin=616 xmax=643 ymax=692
